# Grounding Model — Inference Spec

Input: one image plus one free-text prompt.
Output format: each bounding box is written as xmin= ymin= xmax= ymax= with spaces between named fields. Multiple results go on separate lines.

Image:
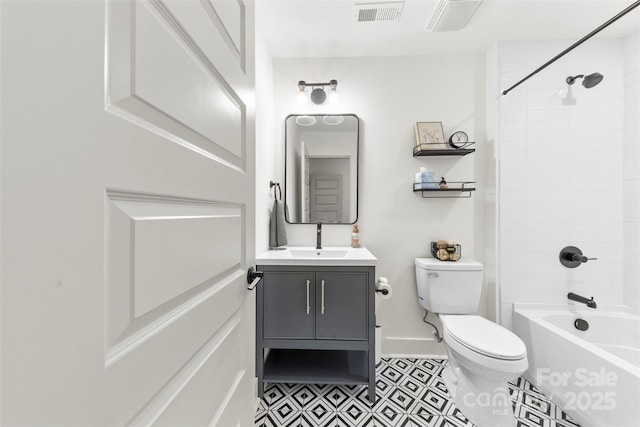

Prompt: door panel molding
xmin=126 ymin=311 xmax=243 ymax=425
xmin=105 ymin=189 xmax=244 ymax=367
xmin=200 ymin=0 xmax=246 ymax=71
xmin=105 ymin=0 xmax=246 ymax=170
xmin=0 ymin=0 xmax=255 ymax=423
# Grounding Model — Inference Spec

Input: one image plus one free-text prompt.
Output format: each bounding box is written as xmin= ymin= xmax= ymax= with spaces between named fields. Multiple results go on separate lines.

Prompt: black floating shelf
xmin=413 ymin=142 xmax=475 ymax=157
xmin=413 ymin=182 xmax=476 ymax=198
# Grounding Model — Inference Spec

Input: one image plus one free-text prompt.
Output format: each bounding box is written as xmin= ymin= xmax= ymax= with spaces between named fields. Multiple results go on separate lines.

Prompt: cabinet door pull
xmin=321 ymin=280 xmax=325 ymax=315
xmin=306 ymin=280 xmax=310 ymax=314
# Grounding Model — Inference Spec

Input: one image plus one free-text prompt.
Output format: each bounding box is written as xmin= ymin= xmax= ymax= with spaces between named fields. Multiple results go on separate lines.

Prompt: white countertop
xmin=256 ymin=246 xmax=377 ymax=266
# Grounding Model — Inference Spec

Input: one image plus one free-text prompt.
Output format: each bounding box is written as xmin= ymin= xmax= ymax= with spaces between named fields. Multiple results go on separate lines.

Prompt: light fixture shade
xmin=328 ymin=79 xmax=339 ymax=103
xmin=323 ymin=115 xmax=344 ymax=126
xmin=310 ymin=88 xmax=327 ymax=105
xmin=295 ymin=115 xmax=317 ymax=126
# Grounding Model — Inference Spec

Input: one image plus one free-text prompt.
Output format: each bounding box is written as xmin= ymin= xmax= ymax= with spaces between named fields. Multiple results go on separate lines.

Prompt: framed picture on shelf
xmin=415 ymin=122 xmax=446 ymax=149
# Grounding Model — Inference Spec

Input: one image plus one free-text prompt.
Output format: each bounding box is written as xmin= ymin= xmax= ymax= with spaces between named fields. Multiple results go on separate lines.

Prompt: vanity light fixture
xmin=297 ymin=80 xmax=338 ymax=105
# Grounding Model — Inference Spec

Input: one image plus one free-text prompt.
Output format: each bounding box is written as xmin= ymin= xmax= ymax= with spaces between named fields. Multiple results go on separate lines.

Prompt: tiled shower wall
xmin=623 ymin=31 xmax=640 ymax=312
xmin=498 ymin=38 xmax=632 ymax=326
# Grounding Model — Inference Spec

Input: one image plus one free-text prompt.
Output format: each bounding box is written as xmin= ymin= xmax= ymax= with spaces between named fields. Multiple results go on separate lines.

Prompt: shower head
xmin=566 ymin=73 xmax=604 ymax=88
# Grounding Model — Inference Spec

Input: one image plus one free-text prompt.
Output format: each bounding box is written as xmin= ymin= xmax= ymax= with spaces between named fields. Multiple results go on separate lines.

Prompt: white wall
xmin=270 ymin=55 xmax=486 ymax=357
xmin=623 ymin=30 xmax=640 ymax=311
xmin=484 ymin=44 xmax=500 ymax=323
xmin=254 ymin=34 xmax=275 ymax=254
xmin=497 ymin=39 xmax=631 ymax=327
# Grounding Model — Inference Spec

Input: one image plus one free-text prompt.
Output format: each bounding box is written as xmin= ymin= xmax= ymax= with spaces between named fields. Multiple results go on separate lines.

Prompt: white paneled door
xmin=1 ymin=1 xmax=256 ymax=425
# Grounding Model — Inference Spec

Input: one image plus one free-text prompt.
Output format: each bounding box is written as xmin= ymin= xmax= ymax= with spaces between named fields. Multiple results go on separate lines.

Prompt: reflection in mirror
xmin=285 ymin=114 xmax=359 ymax=224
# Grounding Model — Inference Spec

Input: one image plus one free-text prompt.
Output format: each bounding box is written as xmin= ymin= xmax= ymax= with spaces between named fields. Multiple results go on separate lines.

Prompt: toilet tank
xmin=415 ymin=258 xmax=483 ymax=314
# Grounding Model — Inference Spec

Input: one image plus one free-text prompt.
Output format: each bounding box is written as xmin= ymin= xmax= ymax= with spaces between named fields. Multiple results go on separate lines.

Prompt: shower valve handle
xmin=559 ymin=246 xmax=596 ymax=268
xmin=572 ymin=254 xmax=597 ymax=263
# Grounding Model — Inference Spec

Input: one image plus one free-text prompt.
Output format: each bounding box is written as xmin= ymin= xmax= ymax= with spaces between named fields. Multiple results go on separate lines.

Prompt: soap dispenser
xmin=351 ymin=225 xmax=360 ymax=248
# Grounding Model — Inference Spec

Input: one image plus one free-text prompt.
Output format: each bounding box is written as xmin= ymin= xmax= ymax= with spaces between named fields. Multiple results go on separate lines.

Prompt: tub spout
xmin=567 ymin=292 xmax=597 ymax=309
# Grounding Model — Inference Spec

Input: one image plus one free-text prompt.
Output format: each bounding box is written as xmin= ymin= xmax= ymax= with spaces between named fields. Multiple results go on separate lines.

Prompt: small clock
xmin=448 ymin=131 xmax=469 ymax=149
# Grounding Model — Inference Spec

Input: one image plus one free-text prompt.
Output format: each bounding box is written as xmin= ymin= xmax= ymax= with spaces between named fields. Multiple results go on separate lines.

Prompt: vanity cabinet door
xmin=263 ymin=272 xmax=315 ymax=339
xmin=315 ymin=272 xmax=368 ymax=340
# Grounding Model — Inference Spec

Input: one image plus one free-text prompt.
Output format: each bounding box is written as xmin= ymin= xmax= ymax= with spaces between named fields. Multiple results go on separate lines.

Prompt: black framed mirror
xmin=284 ymin=114 xmax=359 ymax=224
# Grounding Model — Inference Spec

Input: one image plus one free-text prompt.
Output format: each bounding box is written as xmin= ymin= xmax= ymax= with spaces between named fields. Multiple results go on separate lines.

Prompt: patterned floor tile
xmin=405 ymin=392 xmax=442 ymax=417
xmin=398 ymin=379 xmax=429 ymax=400
xmin=262 ymin=383 xmax=288 ymax=407
xmin=401 ymin=365 xmax=434 ymax=388
xmin=375 ymin=375 xmax=398 ymax=399
xmin=387 ymin=358 xmax=417 ymax=375
xmin=518 ymin=390 xmax=555 ymax=418
xmin=337 ymin=390 xmax=373 ymax=413
xmin=379 ymin=364 xmax=406 ymax=384
xmin=323 ymin=385 xmax=353 ymax=410
xmin=554 ymin=416 xmax=581 ymax=427
xmin=299 ymin=409 xmax=336 ymax=426
xmin=270 ymin=395 xmax=305 ymax=417
xmin=390 ymin=387 xmax=417 ymax=412
xmin=514 ymin=402 xmax=557 ymax=427
xmin=257 ymin=410 xmax=302 ymax=427
xmin=305 ymin=396 xmax=337 ymax=416
xmin=336 ymin=411 xmax=376 ymax=427
xmin=440 ymin=415 xmax=475 ymax=427
xmin=508 ymin=382 xmax=523 ymax=403
xmin=410 ymin=389 xmax=453 ymax=415
xmin=425 ymin=375 xmax=451 ymax=399
xmin=442 ymin=407 xmax=472 ymax=424
xmin=290 ymin=384 xmax=319 ymax=410
xmin=371 ymin=389 xmax=407 ymax=414
xmin=256 ymin=358 xmax=581 ymax=427
xmin=257 ymin=398 xmax=269 ymax=413
xmin=407 ymin=413 xmax=445 ymax=427
xmin=255 ymin=409 xmax=269 ymax=427
xmin=414 ymin=359 xmax=446 ymax=376
xmin=372 ymin=412 xmax=411 ymax=426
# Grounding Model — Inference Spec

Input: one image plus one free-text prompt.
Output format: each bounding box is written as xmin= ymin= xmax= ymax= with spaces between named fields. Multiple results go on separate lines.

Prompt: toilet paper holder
xmin=375 ymin=277 xmax=392 ymax=296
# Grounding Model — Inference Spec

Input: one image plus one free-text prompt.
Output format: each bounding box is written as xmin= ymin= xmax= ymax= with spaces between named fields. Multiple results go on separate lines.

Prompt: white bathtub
xmin=513 ymin=304 xmax=640 ymax=427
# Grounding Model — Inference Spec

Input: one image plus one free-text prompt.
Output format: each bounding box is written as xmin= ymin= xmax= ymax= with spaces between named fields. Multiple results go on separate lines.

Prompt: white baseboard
xmin=384 ymin=353 xmax=449 ymax=360
xmin=382 ymin=336 xmax=447 ymax=359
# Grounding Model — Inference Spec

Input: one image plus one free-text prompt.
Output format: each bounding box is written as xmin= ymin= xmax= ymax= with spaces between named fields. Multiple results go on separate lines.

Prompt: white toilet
xmin=415 ymin=258 xmax=528 ymax=427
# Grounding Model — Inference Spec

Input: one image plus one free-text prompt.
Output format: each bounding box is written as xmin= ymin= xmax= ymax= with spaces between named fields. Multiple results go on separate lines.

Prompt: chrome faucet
xmin=316 ymin=222 xmax=322 ymax=250
xmin=567 ymin=292 xmax=597 ymax=309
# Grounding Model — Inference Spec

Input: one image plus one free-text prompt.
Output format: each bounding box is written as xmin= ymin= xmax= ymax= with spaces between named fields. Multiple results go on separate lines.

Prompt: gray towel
xmin=269 ymin=199 xmax=288 ymax=248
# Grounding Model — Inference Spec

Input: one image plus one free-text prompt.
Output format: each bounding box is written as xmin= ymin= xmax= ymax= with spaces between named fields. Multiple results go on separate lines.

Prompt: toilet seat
xmin=442 ymin=315 xmax=526 ymax=361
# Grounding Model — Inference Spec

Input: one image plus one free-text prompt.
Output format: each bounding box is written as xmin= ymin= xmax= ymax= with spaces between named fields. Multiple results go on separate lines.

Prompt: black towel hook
xmin=269 ymin=181 xmax=282 ymax=200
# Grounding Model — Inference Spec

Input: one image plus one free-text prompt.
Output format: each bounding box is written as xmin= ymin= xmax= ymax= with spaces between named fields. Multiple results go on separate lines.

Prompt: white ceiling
xmin=256 ymin=0 xmax=640 ymax=58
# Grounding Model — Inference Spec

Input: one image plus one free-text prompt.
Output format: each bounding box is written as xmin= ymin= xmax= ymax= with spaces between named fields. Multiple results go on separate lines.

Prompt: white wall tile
xmin=498 ymin=36 xmax=633 ymax=311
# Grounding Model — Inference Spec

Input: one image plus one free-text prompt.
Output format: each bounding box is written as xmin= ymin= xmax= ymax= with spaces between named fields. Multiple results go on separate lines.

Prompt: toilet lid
xmin=442 ymin=315 xmax=527 ymax=360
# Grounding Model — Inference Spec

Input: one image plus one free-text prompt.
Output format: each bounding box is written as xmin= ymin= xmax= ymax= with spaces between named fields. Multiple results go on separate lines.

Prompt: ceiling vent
xmin=354 ymin=2 xmax=404 ymax=23
xmin=426 ymin=0 xmax=483 ymax=32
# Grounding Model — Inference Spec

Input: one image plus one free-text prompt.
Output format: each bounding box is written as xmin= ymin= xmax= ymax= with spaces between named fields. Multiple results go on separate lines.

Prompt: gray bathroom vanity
xmin=255 ymin=247 xmax=377 ymax=401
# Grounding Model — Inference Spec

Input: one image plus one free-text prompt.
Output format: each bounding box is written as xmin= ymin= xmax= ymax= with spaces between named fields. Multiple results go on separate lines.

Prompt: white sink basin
xmin=289 ymin=249 xmax=349 ymax=258
xmin=256 ymin=246 xmax=377 ymax=266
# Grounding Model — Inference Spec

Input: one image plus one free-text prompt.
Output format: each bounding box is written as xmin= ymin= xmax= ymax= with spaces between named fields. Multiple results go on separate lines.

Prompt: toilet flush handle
xmin=428 ymin=272 xmax=439 ymax=278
